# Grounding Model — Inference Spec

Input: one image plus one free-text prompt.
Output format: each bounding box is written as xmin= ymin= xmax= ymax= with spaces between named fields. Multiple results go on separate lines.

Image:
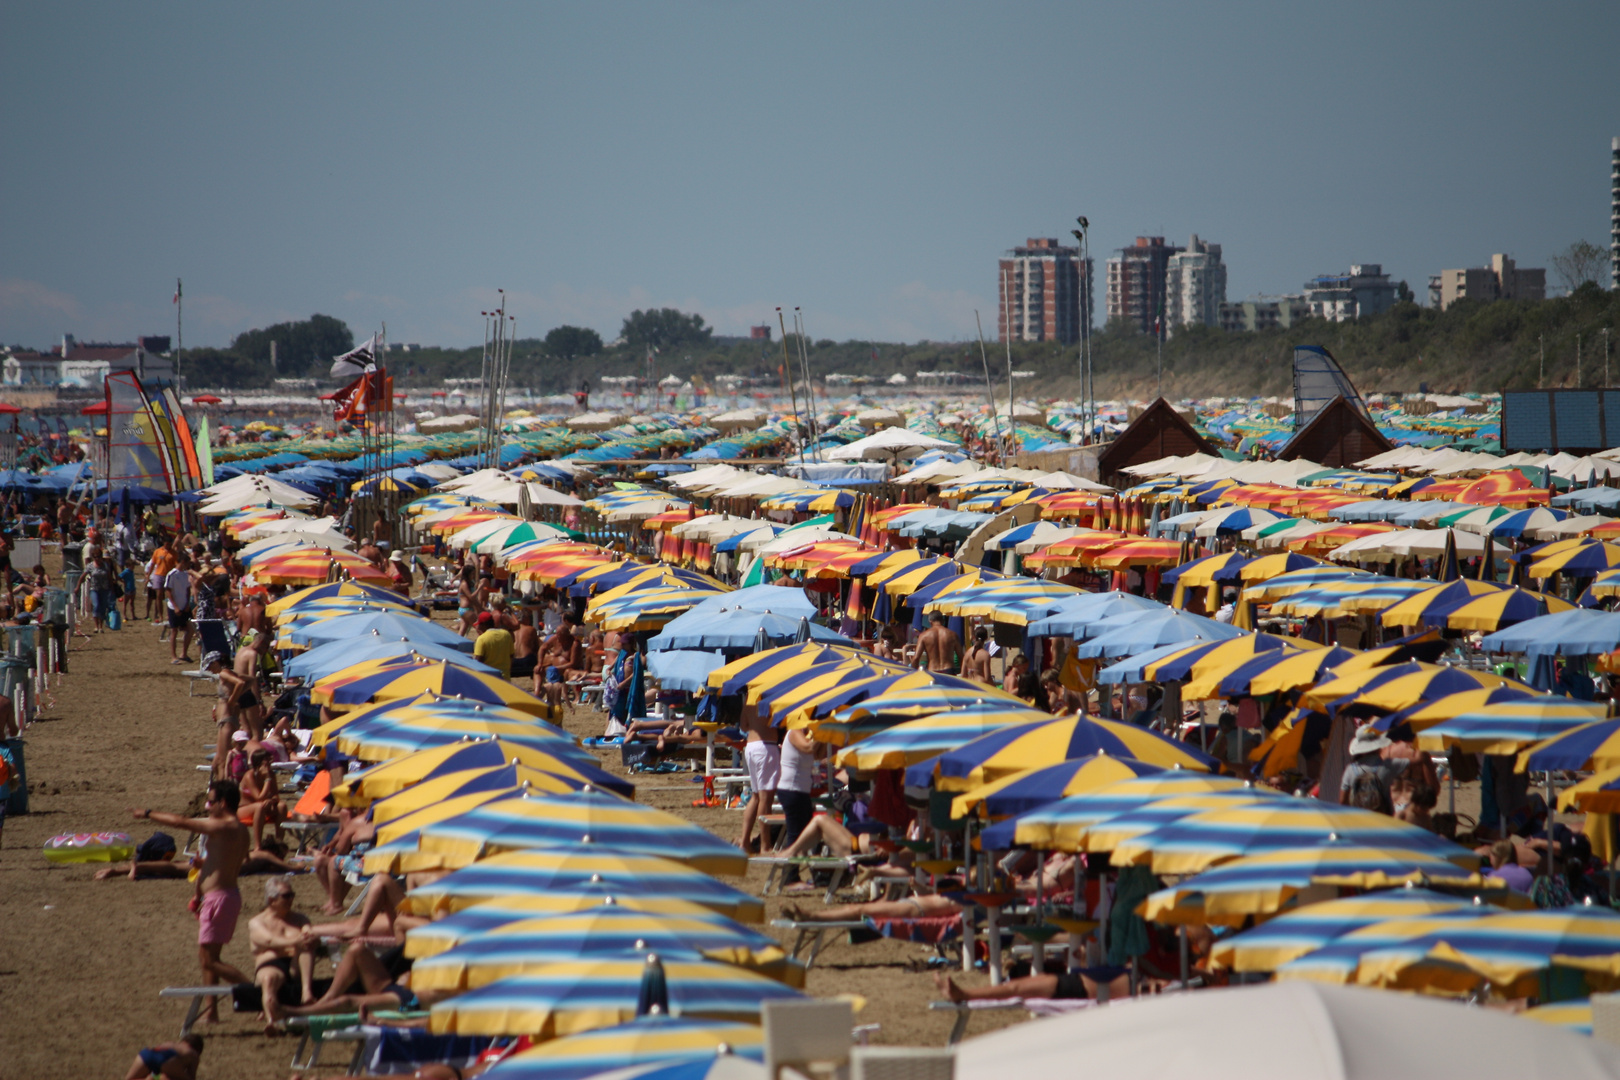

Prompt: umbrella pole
xmin=1545 ymin=770 xmax=1557 ymax=882
xmin=1179 ymin=923 xmax=1190 ymax=986
xmin=961 ymin=820 xmax=975 ymax=973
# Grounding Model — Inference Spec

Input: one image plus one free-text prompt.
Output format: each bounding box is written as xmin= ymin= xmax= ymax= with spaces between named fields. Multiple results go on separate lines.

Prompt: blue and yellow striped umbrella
xmin=1556 ymin=766 xmax=1620 ymax=813
xmin=1350 ymin=907 xmax=1620 ymax=998
xmin=427 ymin=958 xmax=804 ymax=1038
xmin=1208 ymin=888 xmax=1479 ymax=972
xmin=334 ymin=738 xmax=629 ymax=807
xmin=1378 ymin=579 xmax=1505 ymax=628
xmin=1273 ymin=581 xmax=1435 ymax=618
xmin=949 ymin=755 xmax=1171 ymax=821
xmin=1445 ymin=588 xmax=1573 ymax=632
xmin=759 ymin=664 xmax=915 ymax=722
xmin=481 ymin=1017 xmax=764 ymax=1080
xmin=1141 ymin=632 xmax=1297 ymax=683
xmin=589 ymin=588 xmax=731 ymax=632
xmin=413 ymin=789 xmax=748 ymax=877
xmin=265 ymin=579 xmax=413 ymax=618
xmin=1527 ymin=540 xmax=1620 ymax=578
xmin=407 ymin=896 xmax=761 ymax=959
xmin=811 ymin=680 xmax=1027 ymax=742
xmin=1302 ymin=661 xmax=1521 ymax=714
xmin=1112 ymin=804 xmax=1480 ymax=876
xmin=1059 ymin=792 xmax=1289 ymax=855
xmin=1523 ymin=999 xmax=1594 ymax=1035
xmin=1369 ymin=686 xmax=1538 ymax=735
xmin=408 ymin=909 xmax=796 ymax=994
xmin=986 ymin=775 xmax=1264 ymax=851
xmin=1518 ymin=718 xmax=1620 ymax=773
xmin=402 ymin=851 xmax=762 ymax=921
xmin=830 ymin=707 xmax=1049 ymax=770
xmin=1241 ymin=566 xmax=1375 ymax=602
xmin=909 ymin=715 xmax=1217 ymax=793
xmin=705 ymin=644 xmax=872 ymax=696
xmin=1415 ymin=696 xmax=1606 ymax=755
xmin=1201 ymin=646 xmax=1357 ymax=701
xmin=1141 ymin=844 xmax=1496 ymax=927
xmin=365 ymin=764 xmax=609 ymax=827
xmin=1274 ymin=911 xmax=1502 ymax=984
xmin=332 ymin=710 xmax=587 ymax=763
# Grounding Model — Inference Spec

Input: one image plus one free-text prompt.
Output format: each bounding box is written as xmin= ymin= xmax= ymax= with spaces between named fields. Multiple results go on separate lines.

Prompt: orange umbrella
xmin=1035 ymin=491 xmax=1103 ymax=521
xmin=1287 ymin=521 xmax=1397 ymax=554
xmin=764 ymin=539 xmax=872 ymax=573
xmin=254 ymin=547 xmax=392 ymax=586
xmin=640 ymin=508 xmax=698 ymax=532
xmin=1023 ymin=529 xmax=1126 ymax=569
xmin=1087 ymin=538 xmax=1185 ymax=568
xmin=423 ymin=510 xmax=511 ymax=536
xmin=872 ymin=503 xmax=932 ymax=528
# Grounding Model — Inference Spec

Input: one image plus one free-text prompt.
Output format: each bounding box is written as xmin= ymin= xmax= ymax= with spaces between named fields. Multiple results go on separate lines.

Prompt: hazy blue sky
xmin=3 ymin=2 xmax=1616 ymax=351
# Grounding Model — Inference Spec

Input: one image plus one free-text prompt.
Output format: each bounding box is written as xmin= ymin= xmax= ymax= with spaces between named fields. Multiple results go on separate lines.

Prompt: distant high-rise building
xmin=1433 ymin=254 xmax=1546 ymax=310
xmin=1163 ymin=235 xmax=1227 ymax=332
xmin=997 ymin=238 xmax=1093 ymax=344
xmin=1612 ymin=137 xmax=1618 ymax=290
xmin=1219 ymin=295 xmax=1312 ymax=332
xmin=1106 ymin=236 xmax=1182 ymax=336
xmin=1301 ymin=264 xmax=1399 ymax=322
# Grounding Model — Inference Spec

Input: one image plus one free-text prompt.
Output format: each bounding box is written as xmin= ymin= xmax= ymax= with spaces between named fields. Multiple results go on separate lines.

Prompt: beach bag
xmin=106 ymin=607 xmax=122 ymax=631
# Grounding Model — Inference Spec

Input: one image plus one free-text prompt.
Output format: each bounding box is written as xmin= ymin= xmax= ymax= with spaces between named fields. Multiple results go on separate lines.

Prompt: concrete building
xmin=1612 ymin=137 xmax=1618 ymax=290
xmin=3 ymin=335 xmax=176 ymax=388
xmin=998 ymin=238 xmax=1093 ymax=344
xmin=1301 ymin=265 xmax=1399 ymax=322
xmin=1163 ymin=235 xmax=1227 ymax=332
xmin=1219 ymin=294 xmax=1313 ymax=332
xmin=1432 ymin=254 xmax=1546 ymax=310
xmin=1106 ymin=236 xmax=1181 ymax=336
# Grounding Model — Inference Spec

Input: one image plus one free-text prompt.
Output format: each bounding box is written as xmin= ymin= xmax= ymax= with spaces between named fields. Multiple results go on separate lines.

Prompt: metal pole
xmin=1004 ymin=269 xmax=1015 ymax=464
xmin=174 ymin=278 xmax=183 ymax=387
xmin=776 ymin=310 xmax=803 ymax=459
xmin=1579 ymin=333 xmax=1583 ymax=387
xmin=1539 ymin=334 xmax=1545 ymax=388
xmin=974 ymin=312 xmax=1004 ymax=464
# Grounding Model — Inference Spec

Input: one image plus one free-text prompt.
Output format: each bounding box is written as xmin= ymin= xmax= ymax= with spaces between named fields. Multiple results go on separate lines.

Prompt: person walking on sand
xmin=131 ymin=779 xmax=251 ymax=1024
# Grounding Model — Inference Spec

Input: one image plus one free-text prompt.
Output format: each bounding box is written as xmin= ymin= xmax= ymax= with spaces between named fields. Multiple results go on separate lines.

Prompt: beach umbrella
xmin=1202 ymin=646 xmax=1357 ymax=700
xmin=1517 ymin=718 xmax=1620 ymax=773
xmin=272 ymin=592 xmax=416 ymax=627
xmin=1194 ymin=506 xmax=1282 ymax=537
xmin=1236 ymin=552 xmax=1325 ymax=582
xmin=1527 ymin=540 xmax=1620 ymax=577
xmin=330 ymin=708 xmax=588 ymax=763
xmin=1377 ymin=579 xmax=1505 ymax=628
xmin=1301 ymin=661 xmax=1519 ymax=714
xmin=427 ymin=958 xmax=805 ymax=1038
xmin=704 ymin=644 xmax=871 ymax=697
xmin=1161 ymin=550 xmax=1250 ymax=586
xmin=981 ymin=774 xmax=1264 ymax=851
xmin=1445 ymin=587 xmax=1573 ymax=632
xmin=1111 ymin=803 xmax=1479 ymax=876
xmin=401 ymin=851 xmax=765 ymax=920
xmin=1071 ymin=609 xmax=1244 ymax=658
xmin=1555 ymin=766 xmax=1620 ymax=813
xmin=283 ymin=638 xmax=497 ymax=682
xmin=478 ymin=1018 xmax=765 ymax=1080
xmin=407 ymin=895 xmax=763 ymax=960
xmin=1087 ymin=538 xmax=1186 ymax=568
xmin=364 ymin=789 xmax=536 ymax=874
xmin=413 ymin=788 xmax=748 ymax=876
xmin=1241 ymin=566 xmax=1375 ymax=602
xmin=1415 ymin=696 xmax=1606 ymax=755
xmin=408 ymin=910 xmax=795 ymax=994
xmin=1484 ymin=507 xmax=1569 ymax=540
xmin=950 ymin=755 xmax=1169 ymax=819
xmin=754 ymin=662 xmax=914 ymax=720
xmin=1140 ymin=844 xmax=1496 ymax=927
xmin=1482 ymin=609 xmax=1620 ymax=659
xmin=1209 ymin=888 xmax=1482 ymax=973
xmin=1141 ymin=632 xmax=1298 ymax=683
xmin=331 ymin=659 xmax=550 ymax=715
xmin=252 ymin=546 xmax=393 ymax=586
xmin=648 ymin=609 xmax=852 ymax=652
xmin=336 ymin=739 xmax=631 ymax=807
xmin=911 ymin=715 xmax=1217 ymax=793
xmin=1348 ymin=906 xmax=1620 ymax=998
xmin=1055 ymin=792 xmax=1293 ymax=856
xmin=285 ymin=610 xmax=473 ymax=652
xmin=829 ymin=707 xmax=1050 ymax=770
xmin=1272 ymin=581 xmax=1437 ymax=618
xmin=683 ymin=584 xmax=818 ymax=620
xmin=1024 ymin=591 xmax=1165 ymax=637
xmin=1522 ymin=1000 xmax=1593 ymax=1036
xmin=366 ymin=764 xmax=617 ymax=827
xmin=307 ymin=655 xmax=443 ymax=706
xmin=1368 ymin=685 xmax=1538 ymax=735
xmin=952 ymin=981 xmax=1620 ymax=1080
xmin=818 ymin=679 xmax=1026 ymax=728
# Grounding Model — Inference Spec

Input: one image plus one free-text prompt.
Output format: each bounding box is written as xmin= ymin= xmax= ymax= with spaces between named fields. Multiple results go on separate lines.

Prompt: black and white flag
xmin=331 ymin=333 xmax=380 ymax=379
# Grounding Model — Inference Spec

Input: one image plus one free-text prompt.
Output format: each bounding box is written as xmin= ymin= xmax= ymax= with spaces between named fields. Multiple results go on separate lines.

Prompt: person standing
xmin=165 ymin=554 xmax=196 ymax=664
xmin=738 ymin=705 xmax=780 ymax=854
xmin=915 ymin=613 xmax=961 ymax=673
xmin=472 ymin=611 xmax=514 ymax=679
xmin=959 ymin=627 xmax=992 ymax=683
xmin=130 ymin=780 xmax=251 ymax=1025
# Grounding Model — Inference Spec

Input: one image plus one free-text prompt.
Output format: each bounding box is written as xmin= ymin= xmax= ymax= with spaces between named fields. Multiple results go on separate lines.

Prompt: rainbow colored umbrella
xmin=479 ymin=1017 xmax=764 ymax=1080
xmin=427 ymin=958 xmax=805 ymax=1038
xmin=1415 ymin=696 xmax=1607 ymax=755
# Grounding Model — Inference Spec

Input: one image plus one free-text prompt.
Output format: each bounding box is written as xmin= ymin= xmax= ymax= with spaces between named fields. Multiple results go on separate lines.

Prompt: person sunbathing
xmin=123 ymin=1034 xmax=203 ymax=1080
xmin=250 ymin=877 xmax=317 ymax=1033
xmin=311 ymin=811 xmax=377 ymax=914
xmin=93 ymin=837 xmax=299 ymax=880
xmin=303 ymin=870 xmax=444 ymax=942
xmin=280 ymin=940 xmax=442 ymax=1019
xmin=781 ymin=889 xmax=962 ymax=924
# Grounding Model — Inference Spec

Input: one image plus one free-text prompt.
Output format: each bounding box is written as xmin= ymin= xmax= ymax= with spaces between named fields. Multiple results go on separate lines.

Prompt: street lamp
xmin=1071 ymin=217 xmax=1092 ymax=443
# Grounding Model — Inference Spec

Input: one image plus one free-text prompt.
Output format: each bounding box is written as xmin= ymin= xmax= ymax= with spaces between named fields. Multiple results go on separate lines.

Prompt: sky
xmin=3 ymin=1 xmax=1617 ymax=352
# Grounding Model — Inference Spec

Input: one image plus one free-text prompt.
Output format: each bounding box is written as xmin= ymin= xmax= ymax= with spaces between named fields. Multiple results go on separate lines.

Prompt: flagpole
xmin=175 ymin=278 xmax=183 ymax=387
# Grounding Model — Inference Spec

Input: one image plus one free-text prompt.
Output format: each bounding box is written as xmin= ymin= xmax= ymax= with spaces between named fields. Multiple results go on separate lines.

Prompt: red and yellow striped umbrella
xmin=1087 ymin=538 xmax=1185 ymax=569
xmin=253 ymin=547 xmax=391 ymax=586
xmin=1023 ymin=529 xmax=1127 ymax=569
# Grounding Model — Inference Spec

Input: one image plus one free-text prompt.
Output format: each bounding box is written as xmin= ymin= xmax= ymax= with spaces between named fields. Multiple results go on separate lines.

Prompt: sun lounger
xmin=769 ymin=918 xmax=869 ymax=968
xmin=283 ymin=1011 xmax=425 ymax=1069
xmin=928 ymin=997 xmax=1093 ymax=1044
xmin=158 ymin=985 xmax=234 ymax=1038
xmin=753 ymin=855 xmax=859 ymax=903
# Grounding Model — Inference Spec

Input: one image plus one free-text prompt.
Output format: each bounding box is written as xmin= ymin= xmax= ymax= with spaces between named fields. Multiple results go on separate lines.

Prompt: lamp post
xmin=1071 ymin=217 xmax=1091 ymax=443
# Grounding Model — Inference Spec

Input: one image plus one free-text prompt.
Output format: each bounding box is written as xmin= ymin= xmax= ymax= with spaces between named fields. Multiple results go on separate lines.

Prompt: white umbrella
xmin=823 ymin=426 xmax=957 ymax=462
xmin=524 ymin=482 xmax=584 ymax=507
xmin=1535 ymin=514 xmax=1614 ymax=540
xmin=445 ymin=517 xmax=525 ymax=550
xmin=238 ymin=532 xmax=354 ymax=558
xmin=234 ymin=513 xmax=322 ymax=540
xmin=436 ymin=468 xmax=517 ymax=492
xmin=955 ymin=981 xmax=1620 ymax=1080
xmin=1029 ymin=470 xmax=1113 ymax=493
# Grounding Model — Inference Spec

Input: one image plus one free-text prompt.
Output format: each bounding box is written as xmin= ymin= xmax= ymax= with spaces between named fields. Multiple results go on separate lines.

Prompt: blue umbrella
xmin=1026 ymin=592 xmax=1166 ymax=637
xmin=283 ymin=637 xmax=497 ymax=681
xmin=1481 ymin=609 xmax=1620 ymax=659
xmin=1072 ymin=609 xmax=1243 ymax=659
xmin=287 ymin=611 xmax=475 ymax=652
xmin=646 ymin=650 xmax=727 ymax=693
xmin=1096 ymin=641 xmax=1208 ymax=684
xmin=648 ymin=610 xmax=852 ymax=652
xmin=684 ymin=585 xmax=816 ymax=620
xmin=91 ymin=483 xmax=171 ymax=505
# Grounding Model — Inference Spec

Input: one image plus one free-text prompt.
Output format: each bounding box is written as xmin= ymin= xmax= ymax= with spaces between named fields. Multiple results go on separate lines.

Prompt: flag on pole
xmin=173 ymin=280 xmax=181 ymax=305
xmin=330 ymin=333 xmax=379 ymax=379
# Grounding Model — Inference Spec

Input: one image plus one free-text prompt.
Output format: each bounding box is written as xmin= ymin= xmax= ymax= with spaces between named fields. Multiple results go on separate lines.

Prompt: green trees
xmin=1552 ymin=241 xmax=1612 ymax=293
xmin=543 ymin=325 xmax=604 ymax=359
xmin=229 ymin=315 xmax=354 ymax=377
xmin=620 ymin=308 xmax=712 ymax=352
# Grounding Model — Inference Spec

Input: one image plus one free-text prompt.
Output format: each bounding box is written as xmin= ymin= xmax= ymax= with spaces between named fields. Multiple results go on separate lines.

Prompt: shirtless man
xmin=737 ymin=704 xmax=779 ymax=854
xmin=249 ymin=877 xmax=315 ymax=1032
xmin=236 ymin=590 xmax=269 ymax=642
xmin=536 ymin=621 xmax=578 ymax=719
xmin=131 ymin=779 xmax=252 ymax=1024
xmin=206 ymin=652 xmax=251 ymax=780
xmin=960 ymin=627 xmax=992 ymax=683
xmin=233 ymin=631 xmax=268 ymax=742
xmin=915 ymin=613 xmax=961 ymax=674
xmin=510 ymin=611 xmax=539 ymax=682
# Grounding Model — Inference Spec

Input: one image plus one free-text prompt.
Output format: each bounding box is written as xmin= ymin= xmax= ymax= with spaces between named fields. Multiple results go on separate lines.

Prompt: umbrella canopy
xmin=1024 ymin=591 xmax=1166 ymax=637
xmin=1194 ymin=506 xmax=1283 ymax=537
xmin=427 ymin=957 xmax=805 ymax=1038
xmin=1198 ymin=646 xmax=1356 ymax=701
xmin=952 ymin=981 xmax=1620 ymax=1080
xmin=251 ymin=546 xmax=392 ymax=586
xmin=328 ymin=659 xmax=548 ymax=715
xmin=1520 ymin=718 xmax=1620 ymax=773
xmin=1236 ymin=552 xmax=1325 ymax=582
xmin=1415 ymin=696 xmax=1606 ymax=755
xmin=910 ymin=715 xmax=1217 ymax=792
xmin=982 ymin=774 xmax=1265 ymax=851
xmin=1140 ymin=844 xmax=1496 ymax=926
xmin=704 ymin=644 xmax=874 ymax=697
xmin=1071 ymin=609 xmax=1244 ymax=659
xmin=1377 ymin=579 xmax=1504 ymax=628
xmin=408 ymin=910 xmax=794 ymax=994
xmin=648 ymin=610 xmax=851 ymax=652
xmin=479 ymin=1017 xmax=765 ymax=1080
xmin=1445 ymin=587 xmax=1573 ymax=632
xmin=1112 ymin=803 xmax=1479 ymax=875
xmin=950 ymin=755 xmax=1169 ymax=820
xmin=407 ymin=895 xmax=763 ymax=960
xmin=830 ymin=707 xmax=1050 ymax=770
xmin=1369 ymin=685 xmax=1538 ymax=735
xmin=1482 ymin=609 xmax=1620 ymax=658
xmin=285 ymin=611 xmax=474 ymax=652
xmin=1209 ymin=888 xmax=1482 ymax=973
xmin=402 ymin=851 xmax=763 ymax=921
xmin=1301 ymin=661 xmax=1517 ymax=714
xmin=283 ymin=639 xmax=497 ymax=682
xmin=266 ymin=580 xmax=413 ymax=618
xmin=414 ymin=789 xmax=748 ymax=876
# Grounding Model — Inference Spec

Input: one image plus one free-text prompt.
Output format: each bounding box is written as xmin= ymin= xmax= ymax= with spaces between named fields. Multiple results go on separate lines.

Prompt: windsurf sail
xmin=1292 ymin=345 xmax=1369 ymax=430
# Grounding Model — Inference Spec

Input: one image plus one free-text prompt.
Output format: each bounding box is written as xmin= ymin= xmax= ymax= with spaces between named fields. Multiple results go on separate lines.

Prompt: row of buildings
xmin=1 ymin=335 xmax=176 ymax=388
xmin=998 ymin=234 xmax=1549 ymax=344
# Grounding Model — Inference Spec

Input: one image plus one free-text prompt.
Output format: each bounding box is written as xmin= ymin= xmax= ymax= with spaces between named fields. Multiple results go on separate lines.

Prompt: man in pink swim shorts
xmin=133 ymin=778 xmax=252 ymax=1024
